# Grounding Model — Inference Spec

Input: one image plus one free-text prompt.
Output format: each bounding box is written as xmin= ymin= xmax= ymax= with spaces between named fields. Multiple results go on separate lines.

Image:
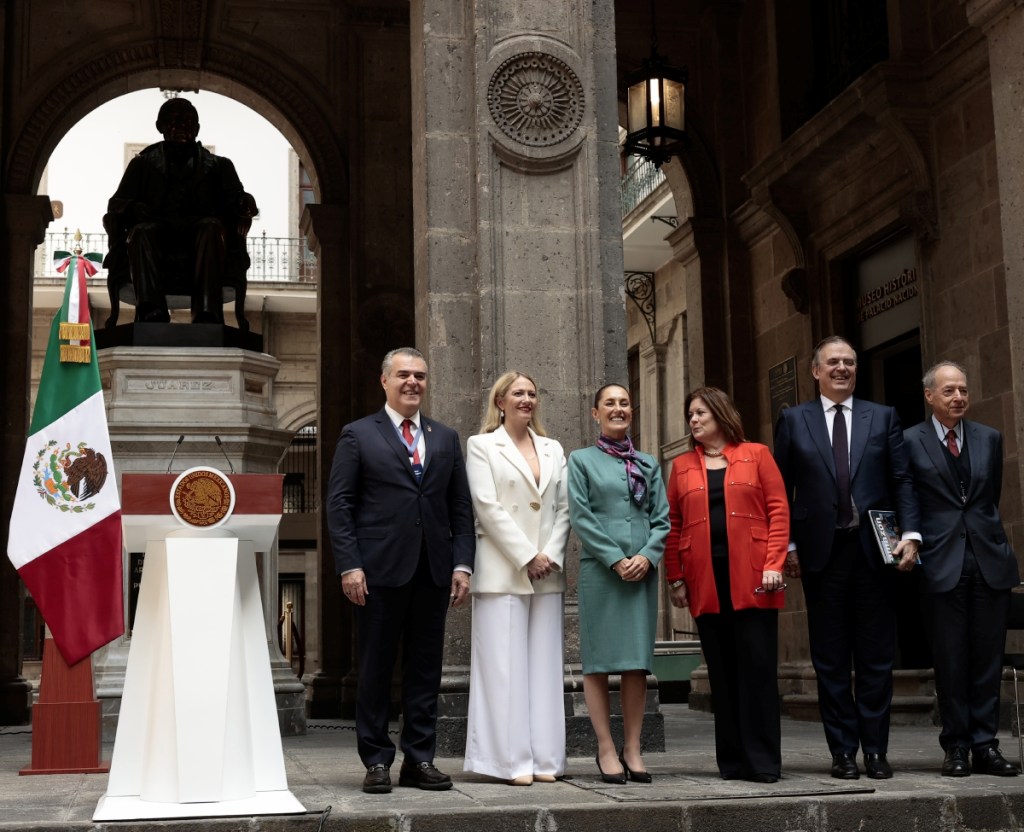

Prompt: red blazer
xmin=664 ymin=442 xmax=790 ymax=616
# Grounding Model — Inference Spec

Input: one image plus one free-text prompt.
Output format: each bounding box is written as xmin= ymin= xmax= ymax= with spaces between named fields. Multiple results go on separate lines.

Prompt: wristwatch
xmin=669 ymin=579 xmax=685 ymax=589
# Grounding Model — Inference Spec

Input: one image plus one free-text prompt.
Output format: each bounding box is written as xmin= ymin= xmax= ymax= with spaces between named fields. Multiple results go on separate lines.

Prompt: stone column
xmin=964 ymin=0 xmax=1024 ymax=546
xmin=668 ymin=218 xmax=728 ymax=393
xmin=412 ymin=0 xmax=660 ymax=753
xmin=302 ymin=203 xmax=353 ymax=718
xmin=0 ymin=194 xmax=51 ymax=724
xmin=640 ymin=342 xmax=668 ymax=454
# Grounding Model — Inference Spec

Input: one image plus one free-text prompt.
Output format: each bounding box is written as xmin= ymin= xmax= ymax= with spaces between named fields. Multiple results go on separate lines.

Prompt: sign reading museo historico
xmin=853 ymin=234 xmax=921 ymax=350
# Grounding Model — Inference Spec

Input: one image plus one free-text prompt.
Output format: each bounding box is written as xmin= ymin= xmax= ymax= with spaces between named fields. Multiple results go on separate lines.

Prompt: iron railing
xmin=620 ymin=156 xmax=666 ymax=219
xmin=34 ymin=230 xmax=318 ymax=284
xmin=281 ymin=424 xmax=317 ymax=514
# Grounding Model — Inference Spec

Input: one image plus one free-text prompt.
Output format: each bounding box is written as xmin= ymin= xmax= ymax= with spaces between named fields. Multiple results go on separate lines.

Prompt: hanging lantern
xmin=622 ymin=2 xmax=688 ymax=168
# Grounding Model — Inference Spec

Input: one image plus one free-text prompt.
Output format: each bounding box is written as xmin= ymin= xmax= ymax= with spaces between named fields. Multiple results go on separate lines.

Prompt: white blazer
xmin=466 ymin=425 xmax=570 ymax=595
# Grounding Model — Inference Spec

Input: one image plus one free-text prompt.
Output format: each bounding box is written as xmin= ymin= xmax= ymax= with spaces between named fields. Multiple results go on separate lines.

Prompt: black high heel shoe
xmin=595 ymin=753 xmax=626 ymax=784
xmin=619 ymin=749 xmax=652 ymax=783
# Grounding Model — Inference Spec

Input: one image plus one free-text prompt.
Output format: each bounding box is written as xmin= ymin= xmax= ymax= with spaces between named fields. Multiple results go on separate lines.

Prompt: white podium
xmin=94 ymin=471 xmax=305 ymax=820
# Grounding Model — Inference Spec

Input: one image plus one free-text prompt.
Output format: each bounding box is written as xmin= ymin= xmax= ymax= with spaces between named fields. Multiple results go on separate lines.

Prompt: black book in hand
xmin=868 ymin=510 xmax=901 ymax=566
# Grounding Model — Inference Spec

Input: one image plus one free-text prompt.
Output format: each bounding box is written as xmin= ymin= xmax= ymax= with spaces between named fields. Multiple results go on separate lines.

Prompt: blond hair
xmin=480 ymin=371 xmax=547 ymax=436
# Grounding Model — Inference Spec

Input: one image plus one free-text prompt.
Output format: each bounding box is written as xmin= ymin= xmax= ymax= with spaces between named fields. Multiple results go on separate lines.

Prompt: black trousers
xmin=802 ymin=529 xmax=895 ymax=755
xmin=354 ymin=548 xmax=449 ymax=767
xmin=927 ymin=546 xmax=1010 ymax=751
xmin=696 ymin=553 xmax=781 ymax=779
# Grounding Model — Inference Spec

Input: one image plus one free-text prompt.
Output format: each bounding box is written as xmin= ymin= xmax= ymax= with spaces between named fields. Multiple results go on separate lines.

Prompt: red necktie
xmin=946 ymin=429 xmax=960 ymax=458
xmin=402 ymin=419 xmax=421 ymax=465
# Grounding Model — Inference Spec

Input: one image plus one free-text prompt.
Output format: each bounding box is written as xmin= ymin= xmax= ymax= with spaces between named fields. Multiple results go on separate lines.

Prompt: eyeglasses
xmin=754 ymin=584 xmax=787 ymax=595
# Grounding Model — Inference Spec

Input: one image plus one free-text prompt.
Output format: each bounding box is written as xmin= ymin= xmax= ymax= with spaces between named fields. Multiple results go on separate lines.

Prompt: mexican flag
xmin=7 ymin=250 xmax=123 ymax=666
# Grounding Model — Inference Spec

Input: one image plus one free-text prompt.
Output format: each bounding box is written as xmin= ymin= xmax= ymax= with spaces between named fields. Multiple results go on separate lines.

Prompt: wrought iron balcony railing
xmin=620 ymin=156 xmax=666 ymax=219
xmin=34 ymin=230 xmax=319 ymax=285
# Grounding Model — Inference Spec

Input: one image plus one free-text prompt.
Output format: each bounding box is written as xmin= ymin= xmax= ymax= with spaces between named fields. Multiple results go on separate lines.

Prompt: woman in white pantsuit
xmin=463 ymin=371 xmax=570 ymax=786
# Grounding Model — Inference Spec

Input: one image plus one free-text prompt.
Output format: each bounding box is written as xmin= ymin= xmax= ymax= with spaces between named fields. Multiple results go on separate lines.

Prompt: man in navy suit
xmin=905 ymin=361 xmax=1019 ymax=777
xmin=327 ymin=347 xmax=475 ymax=794
xmin=774 ymin=336 xmax=920 ymax=780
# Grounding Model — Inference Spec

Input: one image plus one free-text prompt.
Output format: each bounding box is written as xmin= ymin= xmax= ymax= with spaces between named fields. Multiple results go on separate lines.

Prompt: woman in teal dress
xmin=568 ymin=383 xmax=669 ymax=784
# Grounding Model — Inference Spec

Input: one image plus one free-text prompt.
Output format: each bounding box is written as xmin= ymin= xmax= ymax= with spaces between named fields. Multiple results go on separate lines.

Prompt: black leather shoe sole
xmin=398 ymin=773 xmax=453 ymax=790
xmin=973 ymin=763 xmax=1019 ymax=776
xmin=830 ymin=756 xmax=860 ymax=780
xmin=362 ymin=769 xmax=392 ymax=794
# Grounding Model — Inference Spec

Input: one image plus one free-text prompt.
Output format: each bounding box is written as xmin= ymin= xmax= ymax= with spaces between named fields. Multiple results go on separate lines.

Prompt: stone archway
xmin=0 ymin=9 xmax=369 ymax=723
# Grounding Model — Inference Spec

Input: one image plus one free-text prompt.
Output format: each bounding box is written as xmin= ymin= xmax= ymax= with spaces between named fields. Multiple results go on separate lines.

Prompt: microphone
xmin=166 ymin=435 xmax=185 ymax=474
xmin=214 ymin=435 xmax=236 ymax=474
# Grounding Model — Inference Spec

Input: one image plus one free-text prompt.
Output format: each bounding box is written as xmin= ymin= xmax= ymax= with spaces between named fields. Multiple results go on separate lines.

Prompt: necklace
xmin=703 ymin=447 xmax=725 ymax=458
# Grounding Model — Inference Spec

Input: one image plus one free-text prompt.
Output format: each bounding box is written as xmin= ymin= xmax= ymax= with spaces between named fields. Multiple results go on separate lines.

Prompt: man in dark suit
xmin=327 ymin=347 xmax=475 ymax=794
xmin=905 ymin=361 xmax=1019 ymax=777
xmin=774 ymin=336 xmax=920 ymax=780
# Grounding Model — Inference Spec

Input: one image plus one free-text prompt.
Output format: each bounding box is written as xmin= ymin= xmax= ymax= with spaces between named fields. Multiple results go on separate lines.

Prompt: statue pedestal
xmin=96 ymin=322 xmax=263 ymax=353
xmin=94 ymin=345 xmax=304 ymax=740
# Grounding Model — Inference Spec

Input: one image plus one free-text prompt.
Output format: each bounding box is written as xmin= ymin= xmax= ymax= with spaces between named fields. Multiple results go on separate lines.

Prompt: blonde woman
xmin=463 ymin=371 xmax=570 ymax=785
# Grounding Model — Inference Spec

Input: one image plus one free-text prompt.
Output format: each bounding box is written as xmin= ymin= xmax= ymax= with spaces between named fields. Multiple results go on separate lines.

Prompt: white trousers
xmin=463 ymin=593 xmax=566 ymax=779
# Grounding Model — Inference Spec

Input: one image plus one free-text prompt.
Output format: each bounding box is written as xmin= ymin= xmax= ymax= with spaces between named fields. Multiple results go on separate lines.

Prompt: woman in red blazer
xmin=665 ymin=387 xmax=790 ymax=783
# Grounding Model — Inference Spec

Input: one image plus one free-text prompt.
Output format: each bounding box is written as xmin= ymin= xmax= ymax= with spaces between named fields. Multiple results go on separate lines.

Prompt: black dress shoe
xmin=619 ymin=750 xmax=652 ymax=783
xmin=595 ymin=754 xmax=626 ymax=784
xmin=831 ymin=752 xmax=860 ymax=780
xmin=748 ymin=773 xmax=779 ymax=783
xmin=399 ymin=760 xmax=453 ymax=790
xmin=942 ymin=747 xmax=970 ymax=777
xmin=972 ymin=746 xmax=1019 ymax=776
xmin=362 ymin=764 xmax=392 ymax=794
xmin=864 ymin=753 xmax=893 ymax=779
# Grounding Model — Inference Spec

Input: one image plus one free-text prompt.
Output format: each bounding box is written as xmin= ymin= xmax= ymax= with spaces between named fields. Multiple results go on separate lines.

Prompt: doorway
xmin=859 ymin=332 xmax=930 ymax=670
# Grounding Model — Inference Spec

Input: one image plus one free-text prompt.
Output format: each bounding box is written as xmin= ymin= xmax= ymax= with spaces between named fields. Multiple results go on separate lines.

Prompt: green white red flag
xmin=7 ymin=252 xmax=123 ymax=665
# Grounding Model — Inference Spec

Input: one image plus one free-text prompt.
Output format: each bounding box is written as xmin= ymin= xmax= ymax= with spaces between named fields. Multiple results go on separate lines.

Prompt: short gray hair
xmin=922 ymin=360 xmax=968 ymax=390
xmin=382 ymin=347 xmax=426 ymax=375
xmin=811 ymin=336 xmax=857 ymax=368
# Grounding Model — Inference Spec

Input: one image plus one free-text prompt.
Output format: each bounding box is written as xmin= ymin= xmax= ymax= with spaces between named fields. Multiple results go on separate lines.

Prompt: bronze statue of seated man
xmin=103 ymin=97 xmax=258 ymax=328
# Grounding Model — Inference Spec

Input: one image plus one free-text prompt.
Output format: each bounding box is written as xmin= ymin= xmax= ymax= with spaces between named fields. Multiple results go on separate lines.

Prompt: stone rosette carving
xmin=488 ymin=51 xmax=584 ymax=148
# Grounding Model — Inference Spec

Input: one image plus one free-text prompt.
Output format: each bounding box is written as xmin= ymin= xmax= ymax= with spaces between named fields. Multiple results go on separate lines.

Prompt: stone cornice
xmin=964 ymin=0 xmax=1024 ymax=31
xmin=3 ymin=195 xmax=55 ymax=244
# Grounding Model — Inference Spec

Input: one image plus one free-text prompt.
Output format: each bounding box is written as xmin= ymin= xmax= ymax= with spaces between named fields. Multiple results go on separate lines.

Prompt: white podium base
xmin=95 ymin=530 xmax=304 ymax=820
xmin=94 ymin=789 xmax=305 ymax=821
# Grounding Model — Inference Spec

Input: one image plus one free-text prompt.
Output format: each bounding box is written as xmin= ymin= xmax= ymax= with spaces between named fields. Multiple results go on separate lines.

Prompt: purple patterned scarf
xmin=596 ymin=434 xmax=648 ymax=506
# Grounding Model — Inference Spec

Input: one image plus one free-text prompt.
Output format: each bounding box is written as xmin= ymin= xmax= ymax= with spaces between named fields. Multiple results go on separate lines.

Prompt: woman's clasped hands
xmin=527 ymin=553 xmax=557 ymax=581
xmin=613 ymin=554 xmax=651 ymax=582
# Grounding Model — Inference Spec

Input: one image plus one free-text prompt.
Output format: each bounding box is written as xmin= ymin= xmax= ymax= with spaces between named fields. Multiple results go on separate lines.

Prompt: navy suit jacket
xmin=773 ymin=397 xmax=919 ymax=573
xmin=326 ymin=408 xmax=475 ymax=588
xmin=904 ymin=419 xmax=1019 ymax=594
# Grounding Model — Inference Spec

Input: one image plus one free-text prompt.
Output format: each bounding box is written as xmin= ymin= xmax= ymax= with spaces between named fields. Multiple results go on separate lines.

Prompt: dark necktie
xmin=832 ymin=405 xmax=852 ymax=526
xmin=946 ymin=429 xmax=960 ymax=458
xmin=402 ymin=419 xmax=423 ymax=480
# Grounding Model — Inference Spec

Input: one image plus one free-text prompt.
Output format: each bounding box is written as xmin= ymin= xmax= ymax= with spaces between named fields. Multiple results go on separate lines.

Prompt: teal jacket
xmin=567 ymin=445 xmax=669 ymax=568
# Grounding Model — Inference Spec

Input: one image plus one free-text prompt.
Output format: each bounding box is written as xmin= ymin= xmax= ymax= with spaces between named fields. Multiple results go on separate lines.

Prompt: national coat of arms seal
xmin=170 ymin=466 xmax=235 ymax=528
xmin=32 ymin=439 xmax=108 ymax=512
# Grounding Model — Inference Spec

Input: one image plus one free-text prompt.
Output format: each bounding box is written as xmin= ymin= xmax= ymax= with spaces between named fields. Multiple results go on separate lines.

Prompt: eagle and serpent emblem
xmin=33 ymin=440 xmax=108 ymax=512
xmin=172 ymin=468 xmax=233 ymax=527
